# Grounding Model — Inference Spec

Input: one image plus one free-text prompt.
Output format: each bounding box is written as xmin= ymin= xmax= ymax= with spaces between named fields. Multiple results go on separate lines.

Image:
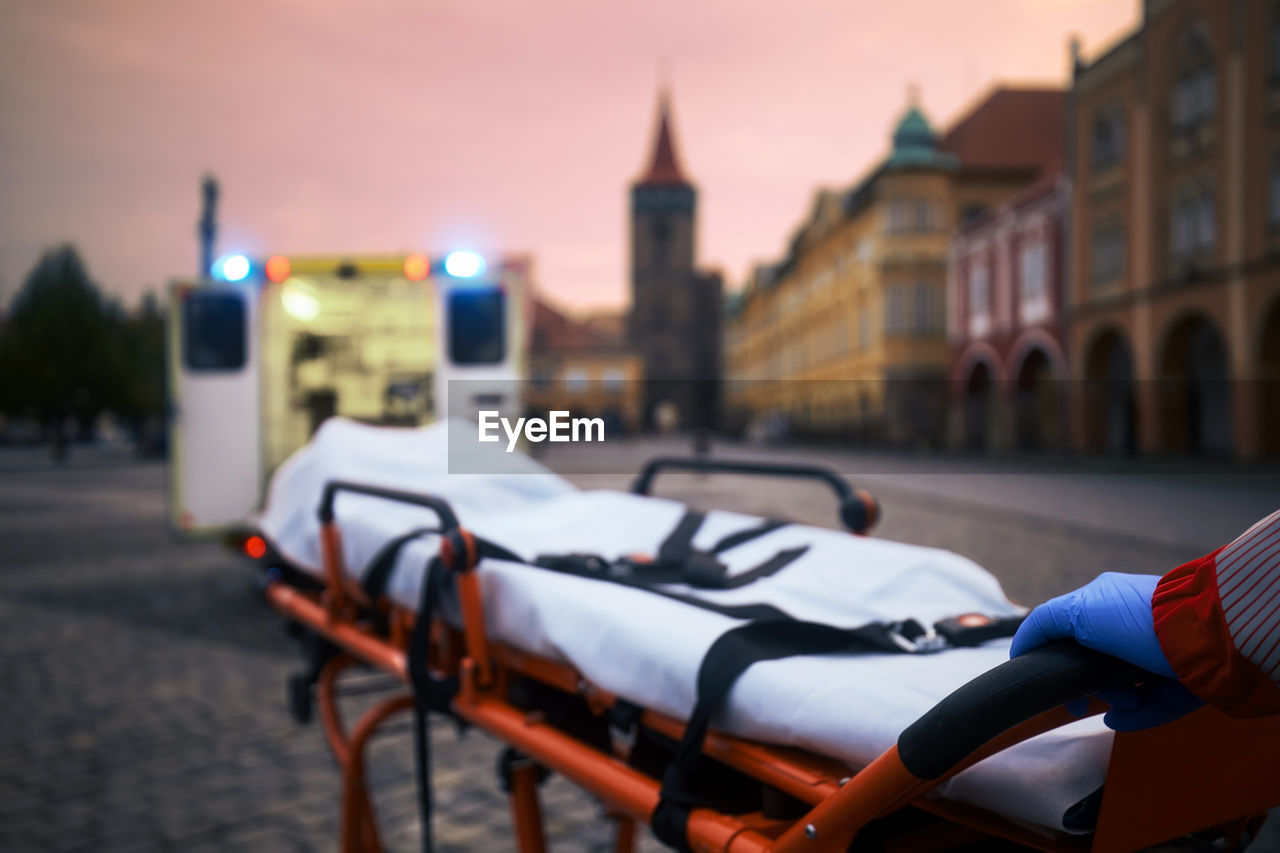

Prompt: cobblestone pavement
xmin=1 ymin=443 xmax=1277 ymax=851
xmin=0 ymin=448 xmax=658 ymax=853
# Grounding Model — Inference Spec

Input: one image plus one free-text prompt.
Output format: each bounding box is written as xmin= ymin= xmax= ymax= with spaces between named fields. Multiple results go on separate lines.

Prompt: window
xmin=1171 ymin=26 xmax=1216 ymax=132
xmin=887 ymin=199 xmax=910 ymax=234
xmin=967 ymin=260 xmax=990 ymax=338
xmin=651 ymin=217 xmax=671 ymax=268
xmin=1273 ymin=4 xmax=1280 ymax=84
xmin=183 ymin=291 xmax=246 ymax=371
xmin=1092 ymin=103 xmax=1126 ymax=171
xmin=885 ymin=284 xmax=907 ymax=333
xmin=913 ymin=282 xmax=941 ymax=333
xmin=968 ymin=262 xmax=989 ymax=316
xmin=1271 ymin=153 xmax=1280 ymax=228
xmin=960 ymin=203 xmax=988 ymax=226
xmin=563 ymin=368 xmax=588 ymax=392
xmin=1091 ymin=223 xmax=1126 ymax=286
xmin=1020 ymin=240 xmax=1047 ymax=302
xmin=886 ymin=198 xmax=936 ymax=234
xmin=1170 ymin=182 xmax=1216 ymax=260
xmin=856 ymin=239 xmax=872 ymax=265
xmin=1019 ymin=237 xmax=1050 ymax=324
xmin=448 ymin=287 xmax=506 ymax=365
xmin=914 ymin=199 xmax=932 ymax=232
xmin=858 ymin=308 xmax=870 ymax=350
xmin=1197 ymin=192 xmax=1216 ymax=248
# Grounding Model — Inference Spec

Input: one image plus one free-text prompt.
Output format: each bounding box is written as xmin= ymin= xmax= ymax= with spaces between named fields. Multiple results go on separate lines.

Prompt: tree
xmin=114 ymin=290 xmax=167 ymax=455
xmin=0 ymin=245 xmax=120 ymax=457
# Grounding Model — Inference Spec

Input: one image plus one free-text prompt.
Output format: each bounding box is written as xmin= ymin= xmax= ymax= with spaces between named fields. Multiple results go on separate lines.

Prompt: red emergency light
xmin=403 ymin=253 xmax=430 ymax=281
xmin=266 ymin=255 xmax=291 ymax=283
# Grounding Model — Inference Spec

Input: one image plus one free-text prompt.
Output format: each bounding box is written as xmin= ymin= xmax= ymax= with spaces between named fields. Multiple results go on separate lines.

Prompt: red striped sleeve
xmin=1153 ymin=510 xmax=1280 ymax=718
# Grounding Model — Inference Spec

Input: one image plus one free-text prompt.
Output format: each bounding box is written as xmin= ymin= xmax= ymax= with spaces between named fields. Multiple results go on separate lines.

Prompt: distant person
xmin=1012 ymin=509 xmax=1280 ymax=730
xmin=654 ymin=400 xmax=679 ymax=434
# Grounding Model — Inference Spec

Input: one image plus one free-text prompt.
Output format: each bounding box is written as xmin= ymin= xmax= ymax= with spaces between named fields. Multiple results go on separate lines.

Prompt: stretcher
xmin=253 ymin=418 xmax=1280 ymax=852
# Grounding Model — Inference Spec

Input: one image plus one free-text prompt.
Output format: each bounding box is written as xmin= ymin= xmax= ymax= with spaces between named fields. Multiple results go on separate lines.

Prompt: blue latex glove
xmin=1010 ymin=572 xmax=1203 ymax=731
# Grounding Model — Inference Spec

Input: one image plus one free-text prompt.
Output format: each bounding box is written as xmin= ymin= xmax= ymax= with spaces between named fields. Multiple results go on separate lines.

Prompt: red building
xmin=948 ymin=174 xmax=1071 ymax=450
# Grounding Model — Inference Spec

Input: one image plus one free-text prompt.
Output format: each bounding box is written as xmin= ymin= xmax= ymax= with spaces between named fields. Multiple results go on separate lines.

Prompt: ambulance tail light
xmin=244 ymin=535 xmax=268 ymax=559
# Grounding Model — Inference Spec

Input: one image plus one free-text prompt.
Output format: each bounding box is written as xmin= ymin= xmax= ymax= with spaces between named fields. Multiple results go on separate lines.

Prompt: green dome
xmin=886 ymin=102 xmax=958 ymax=171
xmin=893 ymin=106 xmax=936 ymax=150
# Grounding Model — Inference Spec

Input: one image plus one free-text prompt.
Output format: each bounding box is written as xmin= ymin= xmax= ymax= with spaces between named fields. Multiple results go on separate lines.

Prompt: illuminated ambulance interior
xmin=218 ymin=253 xmax=511 ymax=472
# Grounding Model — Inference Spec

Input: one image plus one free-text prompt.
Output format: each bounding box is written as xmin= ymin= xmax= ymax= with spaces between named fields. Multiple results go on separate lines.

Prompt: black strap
xmin=404 ymin=531 xmax=521 ymax=853
xmin=656 ymin=510 xmax=707 ymax=565
xmin=707 ymin=546 xmax=808 ymax=590
xmin=651 ymin=618 xmax=914 ymax=851
xmin=536 ymin=510 xmax=802 ymax=596
xmin=664 ymin=511 xmax=801 ymax=589
xmin=656 ymin=511 xmax=799 ymax=586
xmin=407 ymin=556 xmax=445 ymax=853
xmin=362 ymin=526 xmax=438 ymax=602
xmin=364 ymin=527 xmax=523 ymax=605
xmin=710 ymin=519 xmax=788 ymax=554
xmin=531 ymin=553 xmax=799 ymax=621
xmin=473 ymin=535 xmax=524 ymax=565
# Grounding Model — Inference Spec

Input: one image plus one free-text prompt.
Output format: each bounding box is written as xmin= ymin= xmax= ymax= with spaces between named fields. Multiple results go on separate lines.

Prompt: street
xmin=1 ymin=442 xmax=1277 ymax=852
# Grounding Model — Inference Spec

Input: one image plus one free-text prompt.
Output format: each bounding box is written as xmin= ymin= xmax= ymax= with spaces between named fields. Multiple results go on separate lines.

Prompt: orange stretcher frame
xmin=264 ymin=487 xmax=1280 ymax=853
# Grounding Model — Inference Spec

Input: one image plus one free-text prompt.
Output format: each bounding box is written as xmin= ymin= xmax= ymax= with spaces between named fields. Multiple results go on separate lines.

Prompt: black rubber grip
xmin=318 ymin=480 xmax=460 ymax=530
xmin=631 ymin=457 xmax=875 ymax=533
xmin=897 ymin=642 xmax=1146 ymax=780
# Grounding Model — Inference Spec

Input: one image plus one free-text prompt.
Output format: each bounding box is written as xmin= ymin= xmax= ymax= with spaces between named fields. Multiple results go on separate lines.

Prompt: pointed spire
xmin=636 ymin=86 xmax=690 ymax=187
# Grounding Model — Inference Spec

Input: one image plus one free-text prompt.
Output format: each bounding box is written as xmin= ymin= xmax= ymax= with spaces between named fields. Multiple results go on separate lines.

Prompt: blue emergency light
xmin=215 ymin=254 xmax=252 ymax=282
xmin=444 ymin=250 xmax=485 ymax=278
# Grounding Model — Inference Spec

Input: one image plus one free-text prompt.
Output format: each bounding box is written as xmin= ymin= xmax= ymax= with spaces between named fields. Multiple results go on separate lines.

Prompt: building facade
xmin=1068 ymin=0 xmax=1280 ymax=459
xmin=629 ymin=89 xmax=722 ymax=430
xmin=724 ymin=88 xmax=1065 ymax=445
xmin=528 ymin=297 xmax=644 ymax=431
xmin=948 ymin=176 xmax=1071 ymax=451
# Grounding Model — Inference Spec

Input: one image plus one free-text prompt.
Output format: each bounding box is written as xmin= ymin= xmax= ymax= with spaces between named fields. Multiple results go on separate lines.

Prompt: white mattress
xmin=257 ymin=417 xmax=1113 ymax=835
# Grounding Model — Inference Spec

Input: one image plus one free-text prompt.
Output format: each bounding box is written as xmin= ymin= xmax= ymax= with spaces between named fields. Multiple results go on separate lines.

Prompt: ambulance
xmin=167 ymin=250 xmax=529 ymax=536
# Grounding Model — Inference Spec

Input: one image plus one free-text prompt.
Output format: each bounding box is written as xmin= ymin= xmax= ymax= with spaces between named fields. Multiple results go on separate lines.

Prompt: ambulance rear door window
xmin=448 ymin=287 xmax=506 ymax=365
xmin=183 ymin=291 xmax=246 ymax=371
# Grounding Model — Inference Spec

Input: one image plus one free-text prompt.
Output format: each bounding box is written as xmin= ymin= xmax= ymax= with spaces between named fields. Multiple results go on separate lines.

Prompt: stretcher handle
xmin=896 ymin=641 xmax=1147 ymax=780
xmin=318 ymin=480 xmax=461 ymax=530
xmin=630 ymin=456 xmax=878 ymax=533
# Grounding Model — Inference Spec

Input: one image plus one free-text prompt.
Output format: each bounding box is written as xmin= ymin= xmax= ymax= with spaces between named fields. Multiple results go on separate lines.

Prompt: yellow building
xmin=725 ymin=89 xmax=1064 ymax=444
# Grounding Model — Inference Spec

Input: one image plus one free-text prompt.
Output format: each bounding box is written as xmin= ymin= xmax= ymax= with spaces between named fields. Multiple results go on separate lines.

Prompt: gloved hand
xmin=1010 ymin=572 xmax=1203 ymax=731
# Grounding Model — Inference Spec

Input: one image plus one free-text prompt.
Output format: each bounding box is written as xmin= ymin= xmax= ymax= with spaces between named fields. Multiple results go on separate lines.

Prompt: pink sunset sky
xmin=0 ymin=0 xmax=1136 ymax=315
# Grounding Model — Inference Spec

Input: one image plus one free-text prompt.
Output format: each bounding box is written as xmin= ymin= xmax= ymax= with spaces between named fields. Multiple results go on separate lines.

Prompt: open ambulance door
xmin=167 ymin=280 xmax=263 ymax=536
xmin=437 ymin=268 xmax=526 ymax=423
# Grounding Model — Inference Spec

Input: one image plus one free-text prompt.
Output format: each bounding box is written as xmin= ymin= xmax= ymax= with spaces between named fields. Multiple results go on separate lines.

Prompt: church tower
xmin=629 ymin=88 xmax=720 ymax=429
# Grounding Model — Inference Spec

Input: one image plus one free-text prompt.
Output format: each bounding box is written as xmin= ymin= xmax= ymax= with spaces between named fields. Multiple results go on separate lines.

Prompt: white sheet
xmin=258 ymin=417 xmax=1112 ymax=835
